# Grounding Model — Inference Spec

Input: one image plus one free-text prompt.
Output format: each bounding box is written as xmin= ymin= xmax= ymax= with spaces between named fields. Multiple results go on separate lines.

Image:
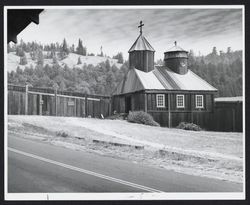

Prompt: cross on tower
xmin=138 ymin=21 xmax=144 ymax=34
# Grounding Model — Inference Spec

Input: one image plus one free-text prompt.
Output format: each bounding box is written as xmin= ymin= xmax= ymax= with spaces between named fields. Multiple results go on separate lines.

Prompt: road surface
xmin=8 ymin=134 xmax=243 ymax=193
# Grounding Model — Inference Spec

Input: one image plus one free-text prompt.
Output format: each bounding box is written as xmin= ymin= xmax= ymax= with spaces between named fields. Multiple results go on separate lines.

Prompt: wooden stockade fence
xmin=8 ymin=84 xmax=111 ymax=118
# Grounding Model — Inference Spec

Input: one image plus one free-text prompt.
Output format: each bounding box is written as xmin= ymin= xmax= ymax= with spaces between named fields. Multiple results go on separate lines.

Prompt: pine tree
xmin=113 ymin=52 xmax=124 ymax=64
xmin=52 ymin=55 xmax=58 ymax=64
xmin=37 ymin=49 xmax=44 ymax=66
xmin=62 ymin=38 xmax=69 ymax=55
xmin=77 ymin=56 xmax=82 ymax=65
xmin=76 ymin=39 xmax=87 ymax=56
xmin=19 ymin=53 xmax=28 ymax=65
xmin=70 ymin=44 xmax=75 ymax=53
xmin=212 ymin=47 xmax=217 ymax=55
xmin=16 ymin=47 xmax=25 ymax=57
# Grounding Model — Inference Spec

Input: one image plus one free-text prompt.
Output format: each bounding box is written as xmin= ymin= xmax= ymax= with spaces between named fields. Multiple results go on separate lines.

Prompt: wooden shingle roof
xmin=128 ymin=34 xmax=155 ymax=52
xmin=112 ymin=66 xmax=217 ymax=95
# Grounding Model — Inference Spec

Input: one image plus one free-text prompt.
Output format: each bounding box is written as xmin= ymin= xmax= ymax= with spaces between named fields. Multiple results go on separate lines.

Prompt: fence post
xmin=39 ymin=94 xmax=42 ymax=115
xmin=53 ymin=84 xmax=59 ymax=116
xmin=54 ymin=88 xmax=57 ymax=116
xmin=74 ymin=98 xmax=77 ymax=117
xmin=25 ymin=84 xmax=29 ymax=115
xmin=85 ymin=94 xmax=88 ymax=117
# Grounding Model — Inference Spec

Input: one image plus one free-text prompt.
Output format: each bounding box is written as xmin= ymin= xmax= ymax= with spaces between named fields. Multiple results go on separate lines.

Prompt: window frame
xmin=176 ymin=94 xmax=185 ymax=108
xmin=156 ymin=94 xmax=165 ymax=108
xmin=195 ymin=95 xmax=204 ymax=109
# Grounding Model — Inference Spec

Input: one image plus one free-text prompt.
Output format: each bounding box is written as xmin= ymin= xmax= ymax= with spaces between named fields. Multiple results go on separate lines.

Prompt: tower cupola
xmin=164 ymin=41 xmax=188 ymax=75
xmin=128 ymin=21 xmax=155 ymax=72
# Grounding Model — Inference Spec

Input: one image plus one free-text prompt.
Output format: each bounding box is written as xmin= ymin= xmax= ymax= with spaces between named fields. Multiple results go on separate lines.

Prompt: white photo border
xmin=4 ymin=5 xmax=246 ymax=201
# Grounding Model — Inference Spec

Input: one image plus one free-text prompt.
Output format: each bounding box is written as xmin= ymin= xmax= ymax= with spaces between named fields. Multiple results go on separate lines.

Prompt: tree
xmin=212 ymin=47 xmax=217 ymax=55
xmin=76 ymin=38 xmax=87 ymax=56
xmin=62 ymin=38 xmax=69 ymax=55
xmin=52 ymin=55 xmax=58 ymax=64
xmin=37 ymin=49 xmax=44 ymax=66
xmin=59 ymin=38 xmax=69 ymax=59
xmin=19 ymin=54 xmax=28 ymax=65
xmin=113 ymin=52 xmax=124 ymax=64
xmin=99 ymin=46 xmax=104 ymax=57
xmin=16 ymin=47 xmax=25 ymax=57
xmin=77 ymin=56 xmax=82 ymax=65
xmin=70 ymin=44 xmax=75 ymax=53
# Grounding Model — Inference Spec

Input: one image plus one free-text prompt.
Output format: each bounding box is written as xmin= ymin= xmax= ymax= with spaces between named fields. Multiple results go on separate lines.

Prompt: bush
xmin=56 ymin=131 xmax=69 ymax=138
xmin=107 ymin=113 xmax=127 ymax=120
xmin=127 ymin=111 xmax=160 ymax=126
xmin=177 ymin=122 xmax=202 ymax=131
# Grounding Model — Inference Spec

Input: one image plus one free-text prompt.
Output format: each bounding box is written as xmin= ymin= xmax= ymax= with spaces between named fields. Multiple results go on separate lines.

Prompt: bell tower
xmin=128 ymin=21 xmax=155 ymax=72
xmin=164 ymin=41 xmax=188 ymax=75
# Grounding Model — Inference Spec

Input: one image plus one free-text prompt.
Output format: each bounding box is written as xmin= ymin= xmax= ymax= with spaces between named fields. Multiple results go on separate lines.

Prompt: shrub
xmin=177 ymin=122 xmax=202 ymax=131
xmin=127 ymin=111 xmax=160 ymax=126
xmin=107 ymin=113 xmax=127 ymax=120
xmin=56 ymin=131 xmax=69 ymax=138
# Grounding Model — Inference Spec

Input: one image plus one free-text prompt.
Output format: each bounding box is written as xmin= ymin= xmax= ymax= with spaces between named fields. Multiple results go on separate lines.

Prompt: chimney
xmin=164 ymin=41 xmax=188 ymax=75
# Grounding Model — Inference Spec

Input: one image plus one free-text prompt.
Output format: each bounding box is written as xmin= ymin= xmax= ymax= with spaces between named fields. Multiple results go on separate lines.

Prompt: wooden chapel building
xmin=112 ymin=21 xmax=218 ymax=129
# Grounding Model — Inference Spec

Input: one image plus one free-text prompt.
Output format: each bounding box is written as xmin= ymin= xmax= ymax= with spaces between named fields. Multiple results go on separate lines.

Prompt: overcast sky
xmin=17 ymin=8 xmax=243 ymax=60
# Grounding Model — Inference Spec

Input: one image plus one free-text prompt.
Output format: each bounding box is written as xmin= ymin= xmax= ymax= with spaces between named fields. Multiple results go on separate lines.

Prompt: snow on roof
xmin=215 ymin=96 xmax=243 ymax=102
xmin=128 ymin=34 xmax=155 ymax=52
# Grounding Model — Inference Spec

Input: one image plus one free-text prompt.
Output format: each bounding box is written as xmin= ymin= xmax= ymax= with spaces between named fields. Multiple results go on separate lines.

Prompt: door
xmin=125 ymin=96 xmax=132 ymax=113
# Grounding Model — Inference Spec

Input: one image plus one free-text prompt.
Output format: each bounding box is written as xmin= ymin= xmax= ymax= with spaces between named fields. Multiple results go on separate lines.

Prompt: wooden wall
xmin=112 ymin=91 xmax=145 ymax=113
xmin=8 ymin=90 xmax=26 ymax=115
xmin=211 ymin=101 xmax=242 ymax=132
xmin=112 ymin=91 xmax=243 ymax=132
xmin=129 ymin=50 xmax=154 ymax=72
xmin=8 ymin=85 xmax=111 ymax=118
xmin=147 ymin=93 xmax=213 ymax=112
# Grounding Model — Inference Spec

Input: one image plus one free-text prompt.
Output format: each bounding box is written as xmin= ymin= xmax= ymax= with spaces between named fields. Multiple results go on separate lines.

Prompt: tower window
xmin=195 ymin=95 xmax=204 ymax=108
xmin=156 ymin=94 xmax=165 ymax=108
xmin=176 ymin=95 xmax=185 ymax=108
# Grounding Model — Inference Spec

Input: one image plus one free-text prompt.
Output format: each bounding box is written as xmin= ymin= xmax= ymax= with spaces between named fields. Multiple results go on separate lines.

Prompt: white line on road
xmin=8 ymin=147 xmax=163 ymax=193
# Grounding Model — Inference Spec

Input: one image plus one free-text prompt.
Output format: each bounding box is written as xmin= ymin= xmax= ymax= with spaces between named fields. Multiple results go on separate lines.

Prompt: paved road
xmin=8 ymin=134 xmax=243 ymax=193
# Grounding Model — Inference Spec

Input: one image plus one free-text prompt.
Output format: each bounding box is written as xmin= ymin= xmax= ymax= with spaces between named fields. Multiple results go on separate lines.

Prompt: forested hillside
xmin=7 ymin=40 xmax=242 ymax=97
xmin=188 ymin=47 xmax=242 ymax=97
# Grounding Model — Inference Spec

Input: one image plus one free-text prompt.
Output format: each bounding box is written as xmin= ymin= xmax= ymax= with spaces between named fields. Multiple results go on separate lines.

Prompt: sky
xmin=16 ymin=7 xmax=243 ymax=60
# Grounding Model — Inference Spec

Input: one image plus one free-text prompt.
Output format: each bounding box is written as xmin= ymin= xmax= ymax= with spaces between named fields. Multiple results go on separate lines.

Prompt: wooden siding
xmin=8 ymin=90 xmax=26 ymax=115
xmin=212 ymin=101 xmax=242 ymax=132
xmin=146 ymin=93 xmax=213 ymax=112
xmin=129 ymin=50 xmax=154 ymax=72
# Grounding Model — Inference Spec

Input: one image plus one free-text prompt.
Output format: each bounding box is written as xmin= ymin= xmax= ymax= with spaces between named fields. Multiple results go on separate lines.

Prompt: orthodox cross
xmin=138 ymin=21 xmax=144 ymax=34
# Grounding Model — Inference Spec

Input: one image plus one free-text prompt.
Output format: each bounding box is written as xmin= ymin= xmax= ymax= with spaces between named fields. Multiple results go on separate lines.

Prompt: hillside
xmin=7 ymin=52 xmax=123 ymax=72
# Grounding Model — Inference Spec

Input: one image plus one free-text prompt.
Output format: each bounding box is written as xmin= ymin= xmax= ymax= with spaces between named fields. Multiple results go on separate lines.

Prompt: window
xmin=156 ymin=94 xmax=165 ymax=108
xmin=176 ymin=95 xmax=185 ymax=108
xmin=196 ymin=95 xmax=204 ymax=108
